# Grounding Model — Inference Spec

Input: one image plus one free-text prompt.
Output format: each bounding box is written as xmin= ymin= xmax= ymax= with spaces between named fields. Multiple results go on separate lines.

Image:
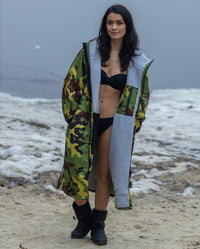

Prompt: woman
xmin=57 ymin=4 xmax=153 ymax=245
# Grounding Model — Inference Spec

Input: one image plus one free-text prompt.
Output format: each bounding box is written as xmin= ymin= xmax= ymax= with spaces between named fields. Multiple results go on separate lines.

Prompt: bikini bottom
xmin=98 ymin=117 xmax=114 ymax=136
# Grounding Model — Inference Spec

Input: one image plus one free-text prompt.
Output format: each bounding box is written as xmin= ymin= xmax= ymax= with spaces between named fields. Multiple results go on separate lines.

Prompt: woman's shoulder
xmin=82 ymin=37 xmax=97 ymax=46
xmin=132 ymin=49 xmax=152 ymax=69
xmin=82 ymin=38 xmax=99 ymax=57
xmin=88 ymin=37 xmax=97 ymax=43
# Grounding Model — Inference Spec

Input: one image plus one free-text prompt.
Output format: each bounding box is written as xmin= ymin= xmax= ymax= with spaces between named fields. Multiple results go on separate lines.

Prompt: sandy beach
xmin=0 ymin=170 xmax=200 ymax=249
xmin=1 ymin=89 xmax=200 ymax=249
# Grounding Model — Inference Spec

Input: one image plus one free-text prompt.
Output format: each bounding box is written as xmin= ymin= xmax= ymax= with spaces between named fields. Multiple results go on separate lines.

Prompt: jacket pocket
xmin=116 ymin=85 xmax=138 ymax=116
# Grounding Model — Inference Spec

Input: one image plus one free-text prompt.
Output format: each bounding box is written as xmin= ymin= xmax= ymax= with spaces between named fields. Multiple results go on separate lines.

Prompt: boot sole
xmin=91 ymin=237 xmax=107 ymax=245
xmin=71 ymin=229 xmax=90 ymax=239
xmin=71 ymin=234 xmax=85 ymax=239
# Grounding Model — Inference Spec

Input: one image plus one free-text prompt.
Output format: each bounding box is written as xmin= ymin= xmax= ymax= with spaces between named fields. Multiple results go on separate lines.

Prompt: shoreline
xmin=1 ymin=87 xmax=200 ymax=248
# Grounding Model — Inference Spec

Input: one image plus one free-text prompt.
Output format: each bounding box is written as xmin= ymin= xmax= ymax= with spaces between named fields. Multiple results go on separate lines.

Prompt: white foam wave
xmin=0 ymin=89 xmax=199 ymax=197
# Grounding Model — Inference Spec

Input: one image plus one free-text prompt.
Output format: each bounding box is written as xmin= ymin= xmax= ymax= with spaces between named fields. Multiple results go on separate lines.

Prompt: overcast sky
xmin=1 ymin=0 xmax=200 ymax=89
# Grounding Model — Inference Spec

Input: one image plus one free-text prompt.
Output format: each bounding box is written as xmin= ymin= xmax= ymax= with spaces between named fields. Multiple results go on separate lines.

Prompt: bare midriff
xmin=99 ymin=85 xmax=121 ymax=118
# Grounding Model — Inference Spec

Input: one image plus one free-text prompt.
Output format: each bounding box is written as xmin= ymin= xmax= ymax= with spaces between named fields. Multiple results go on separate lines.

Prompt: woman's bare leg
xmin=74 ymin=199 xmax=87 ymax=206
xmin=95 ymin=126 xmax=112 ymax=210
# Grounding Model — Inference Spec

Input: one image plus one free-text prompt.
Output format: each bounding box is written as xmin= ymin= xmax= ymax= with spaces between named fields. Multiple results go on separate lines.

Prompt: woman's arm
xmin=134 ymin=71 xmax=150 ymax=133
xmin=62 ymin=49 xmax=86 ymax=123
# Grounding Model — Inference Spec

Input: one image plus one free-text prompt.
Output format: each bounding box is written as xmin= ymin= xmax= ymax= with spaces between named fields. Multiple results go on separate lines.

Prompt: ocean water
xmin=0 ymin=88 xmax=200 ymax=197
xmin=0 ymin=63 xmax=63 ymax=98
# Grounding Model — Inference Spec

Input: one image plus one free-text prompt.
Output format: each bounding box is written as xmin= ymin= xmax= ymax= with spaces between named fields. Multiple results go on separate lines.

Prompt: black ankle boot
xmin=71 ymin=201 xmax=92 ymax=239
xmin=91 ymin=209 xmax=107 ymax=245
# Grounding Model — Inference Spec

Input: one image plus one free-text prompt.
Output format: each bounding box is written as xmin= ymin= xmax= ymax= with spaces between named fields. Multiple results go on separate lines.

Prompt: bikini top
xmin=101 ymin=69 xmax=127 ymax=91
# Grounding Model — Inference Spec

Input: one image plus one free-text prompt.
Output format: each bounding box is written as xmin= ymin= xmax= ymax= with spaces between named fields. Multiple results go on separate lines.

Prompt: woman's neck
xmin=110 ymin=39 xmax=123 ymax=53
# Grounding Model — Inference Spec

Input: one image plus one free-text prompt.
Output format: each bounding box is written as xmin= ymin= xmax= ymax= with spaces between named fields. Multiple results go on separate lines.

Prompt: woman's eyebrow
xmin=107 ymin=19 xmax=124 ymax=22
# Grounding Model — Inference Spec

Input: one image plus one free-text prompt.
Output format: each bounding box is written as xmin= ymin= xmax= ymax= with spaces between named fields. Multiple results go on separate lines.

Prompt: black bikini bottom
xmin=98 ymin=117 xmax=114 ymax=136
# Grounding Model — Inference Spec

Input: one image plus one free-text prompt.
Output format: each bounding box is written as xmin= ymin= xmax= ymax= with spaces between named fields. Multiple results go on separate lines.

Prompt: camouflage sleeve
xmin=62 ymin=49 xmax=86 ymax=123
xmin=134 ymin=71 xmax=150 ymax=133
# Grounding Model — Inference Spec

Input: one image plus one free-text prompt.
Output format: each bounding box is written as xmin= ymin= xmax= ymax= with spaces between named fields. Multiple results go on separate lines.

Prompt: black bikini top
xmin=101 ymin=69 xmax=127 ymax=91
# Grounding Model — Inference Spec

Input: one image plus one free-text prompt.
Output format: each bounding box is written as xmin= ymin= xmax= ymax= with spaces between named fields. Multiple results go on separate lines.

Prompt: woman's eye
xmin=107 ymin=20 xmax=124 ymax=25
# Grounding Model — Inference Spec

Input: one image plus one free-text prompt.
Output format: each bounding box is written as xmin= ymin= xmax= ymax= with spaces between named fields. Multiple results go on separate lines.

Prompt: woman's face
xmin=106 ymin=12 xmax=126 ymax=41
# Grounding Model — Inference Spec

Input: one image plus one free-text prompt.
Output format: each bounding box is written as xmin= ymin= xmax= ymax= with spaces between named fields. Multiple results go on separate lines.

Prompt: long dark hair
xmin=97 ymin=4 xmax=140 ymax=71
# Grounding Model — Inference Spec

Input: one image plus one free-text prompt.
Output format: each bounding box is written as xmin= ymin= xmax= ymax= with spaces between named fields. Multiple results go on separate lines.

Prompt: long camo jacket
xmin=57 ymin=39 xmax=152 ymax=209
